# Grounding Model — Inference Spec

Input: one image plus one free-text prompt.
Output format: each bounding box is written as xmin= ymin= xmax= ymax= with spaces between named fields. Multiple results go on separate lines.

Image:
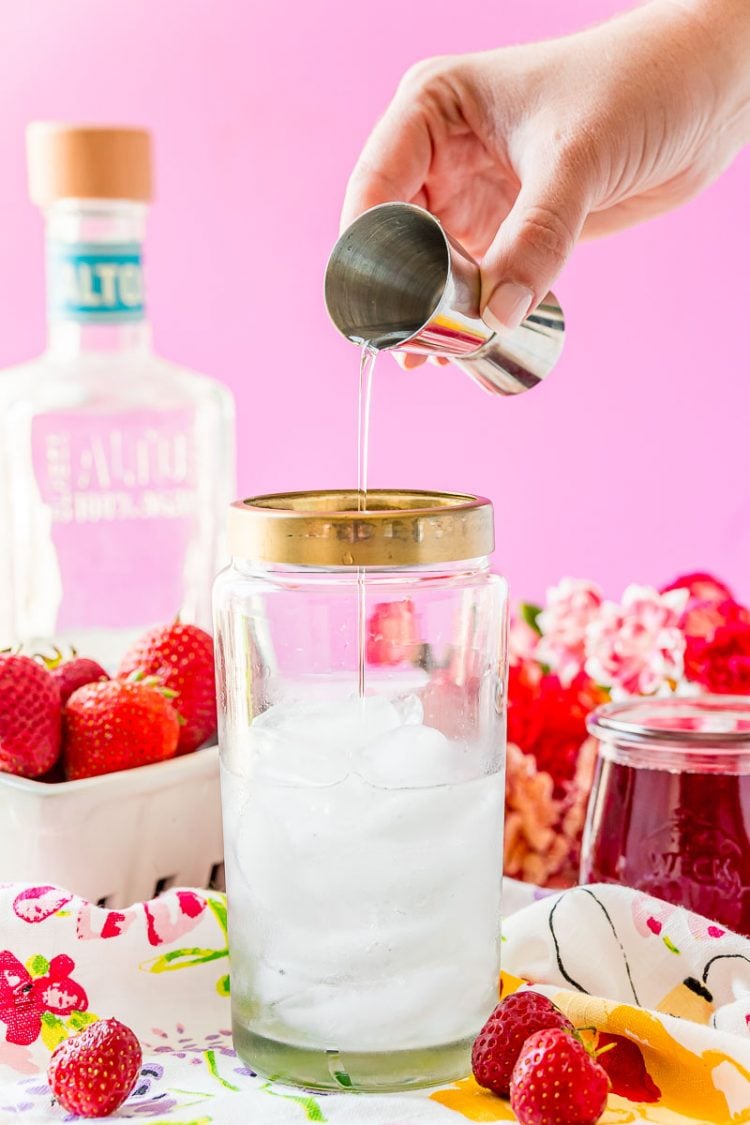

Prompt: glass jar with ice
xmin=213 ymin=490 xmax=508 ymax=1091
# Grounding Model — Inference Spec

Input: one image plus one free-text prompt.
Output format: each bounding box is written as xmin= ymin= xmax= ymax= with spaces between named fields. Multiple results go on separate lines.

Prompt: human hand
xmin=342 ymin=0 xmax=750 ymax=365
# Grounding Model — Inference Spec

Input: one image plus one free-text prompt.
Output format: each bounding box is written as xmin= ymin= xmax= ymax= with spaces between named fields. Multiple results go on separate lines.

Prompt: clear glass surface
xmin=0 ymin=201 xmax=235 ymax=666
xmin=581 ymin=697 xmax=750 ymax=935
xmin=214 ymin=556 xmax=508 ymax=1090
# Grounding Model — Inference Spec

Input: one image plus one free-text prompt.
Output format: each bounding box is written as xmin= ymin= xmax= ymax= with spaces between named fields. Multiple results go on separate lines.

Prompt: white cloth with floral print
xmin=2 ymin=880 xmax=750 ymax=1123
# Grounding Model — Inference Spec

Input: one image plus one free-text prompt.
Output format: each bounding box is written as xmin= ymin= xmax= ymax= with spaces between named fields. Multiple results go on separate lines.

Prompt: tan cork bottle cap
xmin=27 ymin=123 xmax=152 ymax=205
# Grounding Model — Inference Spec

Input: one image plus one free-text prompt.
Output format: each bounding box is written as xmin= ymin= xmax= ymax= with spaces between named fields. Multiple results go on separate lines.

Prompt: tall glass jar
xmin=213 ymin=490 xmax=508 ymax=1091
xmin=581 ymin=697 xmax=750 ymax=935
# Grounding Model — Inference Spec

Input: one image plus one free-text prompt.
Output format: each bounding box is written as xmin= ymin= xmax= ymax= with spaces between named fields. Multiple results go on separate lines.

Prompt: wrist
xmin=653 ymin=0 xmax=750 ymax=142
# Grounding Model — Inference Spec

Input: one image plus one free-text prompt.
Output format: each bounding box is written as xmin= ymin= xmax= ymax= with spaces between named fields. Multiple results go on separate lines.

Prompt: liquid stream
xmin=356 ymin=344 xmax=377 ymax=697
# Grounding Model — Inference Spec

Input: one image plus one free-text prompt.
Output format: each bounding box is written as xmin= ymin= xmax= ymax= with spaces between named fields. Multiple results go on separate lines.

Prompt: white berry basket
xmin=0 ymin=747 xmax=224 ymax=907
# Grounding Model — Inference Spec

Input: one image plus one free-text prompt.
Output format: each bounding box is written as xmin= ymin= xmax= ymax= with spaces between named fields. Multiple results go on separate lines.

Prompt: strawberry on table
xmin=472 ymin=991 xmax=573 ymax=1097
xmin=118 ymin=621 xmax=216 ymax=754
xmin=0 ymin=653 xmax=61 ymax=777
xmin=40 ymin=650 xmax=109 ymax=704
xmin=48 ymin=1016 xmax=142 ymax=1117
xmin=64 ymin=680 xmax=180 ymax=780
xmin=510 ymin=1026 xmax=609 ymax=1125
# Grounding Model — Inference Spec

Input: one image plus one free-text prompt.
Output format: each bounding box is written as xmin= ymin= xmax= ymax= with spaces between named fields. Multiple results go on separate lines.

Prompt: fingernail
xmin=484 ymin=282 xmax=533 ymax=335
xmin=393 ymin=352 xmax=424 ymax=371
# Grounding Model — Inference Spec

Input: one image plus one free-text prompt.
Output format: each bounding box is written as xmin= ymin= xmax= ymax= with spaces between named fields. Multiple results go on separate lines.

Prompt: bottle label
xmin=47 ymin=241 xmax=145 ymax=322
xmin=31 ymin=408 xmax=198 ymax=630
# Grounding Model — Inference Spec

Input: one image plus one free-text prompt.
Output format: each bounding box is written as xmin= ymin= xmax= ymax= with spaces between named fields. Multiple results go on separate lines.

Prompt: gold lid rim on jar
xmin=227 ymin=489 xmax=494 ymax=568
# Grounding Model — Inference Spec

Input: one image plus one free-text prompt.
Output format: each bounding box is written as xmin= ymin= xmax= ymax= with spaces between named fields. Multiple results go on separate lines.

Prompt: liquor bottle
xmin=0 ymin=124 xmax=235 ymax=667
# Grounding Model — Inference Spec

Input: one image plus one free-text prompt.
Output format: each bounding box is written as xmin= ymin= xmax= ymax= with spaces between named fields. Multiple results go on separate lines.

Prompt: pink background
xmin=1 ymin=0 xmax=748 ymax=604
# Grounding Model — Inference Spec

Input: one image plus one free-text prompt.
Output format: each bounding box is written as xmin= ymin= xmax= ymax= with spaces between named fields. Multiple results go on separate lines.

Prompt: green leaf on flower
xmin=520 ymin=602 xmax=544 ymax=634
xmin=67 ymin=1011 xmax=98 ymax=1032
xmin=261 ymin=1083 xmax=328 ymax=1121
xmin=215 ymin=973 xmax=230 ymax=998
xmin=204 ymin=1048 xmax=240 ymax=1091
xmin=207 ymin=896 xmax=228 ymax=937
xmin=26 ymin=954 xmax=49 ymax=978
xmin=663 ymin=935 xmax=680 ymax=954
xmin=291 ymin=1094 xmax=327 ymax=1121
xmin=40 ymin=1012 xmax=68 ymax=1051
xmin=142 ymin=947 xmax=228 ymax=974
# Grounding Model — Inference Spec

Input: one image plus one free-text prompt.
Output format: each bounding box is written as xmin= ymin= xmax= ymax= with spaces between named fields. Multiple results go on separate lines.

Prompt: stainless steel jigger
xmin=324 ymin=202 xmax=565 ymax=396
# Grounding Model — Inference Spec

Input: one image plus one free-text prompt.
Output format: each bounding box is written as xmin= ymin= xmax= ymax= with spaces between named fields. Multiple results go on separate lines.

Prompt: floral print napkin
xmin=1 ymin=879 xmax=748 ymax=1123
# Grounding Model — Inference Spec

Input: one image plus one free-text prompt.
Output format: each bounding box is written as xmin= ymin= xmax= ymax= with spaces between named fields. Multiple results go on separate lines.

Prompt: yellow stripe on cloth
xmin=432 ymin=982 xmax=750 ymax=1124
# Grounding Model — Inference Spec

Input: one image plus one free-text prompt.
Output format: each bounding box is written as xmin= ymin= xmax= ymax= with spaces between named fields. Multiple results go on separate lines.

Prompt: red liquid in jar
xmin=581 ymin=758 xmax=750 ymax=935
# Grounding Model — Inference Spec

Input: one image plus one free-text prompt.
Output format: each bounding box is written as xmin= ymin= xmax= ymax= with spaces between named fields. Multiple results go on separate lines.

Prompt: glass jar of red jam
xmin=581 ymin=697 xmax=750 ymax=935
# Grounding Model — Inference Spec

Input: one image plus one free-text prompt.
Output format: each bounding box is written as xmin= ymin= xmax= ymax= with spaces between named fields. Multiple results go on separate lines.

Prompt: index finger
xmin=340 ymin=97 xmax=432 ymax=231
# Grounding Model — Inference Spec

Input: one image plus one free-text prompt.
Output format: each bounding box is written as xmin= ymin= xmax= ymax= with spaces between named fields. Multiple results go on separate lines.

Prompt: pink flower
xmin=0 ymin=1038 xmax=36 ymax=1074
xmin=584 ymin=585 xmax=687 ymax=696
xmin=509 ymin=616 xmax=540 ymax=663
xmin=76 ymin=903 xmax=136 ymax=940
xmin=14 ymin=884 xmax=207 ymax=948
xmin=536 ymin=579 xmax=603 ymax=683
xmin=143 ymin=890 xmax=206 ymax=946
xmin=366 ymin=601 xmax=420 ymax=666
xmin=631 ymin=893 xmax=726 ymax=941
xmin=13 ymin=886 xmax=72 ymax=924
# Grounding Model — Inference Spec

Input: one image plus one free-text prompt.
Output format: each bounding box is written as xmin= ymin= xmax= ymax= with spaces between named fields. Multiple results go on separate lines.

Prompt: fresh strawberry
xmin=118 ymin=622 xmax=216 ymax=754
xmin=48 ymin=1016 xmax=142 ymax=1117
xmin=510 ymin=1027 xmax=609 ymax=1125
xmin=48 ymin=655 xmax=109 ymax=704
xmin=0 ymin=654 xmax=61 ymax=777
xmin=64 ymin=680 xmax=180 ymax=780
xmin=472 ymin=992 xmax=573 ymax=1097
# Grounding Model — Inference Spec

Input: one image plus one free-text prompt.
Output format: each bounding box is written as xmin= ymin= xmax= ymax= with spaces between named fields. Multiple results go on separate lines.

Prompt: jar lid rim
xmin=588 ymin=696 xmax=750 ymax=750
xmin=227 ymin=489 xmax=494 ymax=567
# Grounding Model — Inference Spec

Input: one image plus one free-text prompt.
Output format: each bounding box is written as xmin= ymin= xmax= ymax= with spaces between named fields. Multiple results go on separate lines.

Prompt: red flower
xmin=683 ymin=599 xmax=750 ymax=693
xmin=507 ymin=661 xmax=544 ymax=750
xmin=366 ymin=600 xmax=420 ymax=666
xmin=681 ymin=599 xmax=732 ymax=643
xmin=0 ymin=951 xmax=88 ymax=1045
xmin=0 ymin=952 xmax=38 ymax=1045
xmin=596 ymin=1032 xmax=661 ymax=1102
xmin=661 ymin=572 xmax=734 ymax=605
xmin=33 ymin=955 xmax=88 ymax=1015
xmin=508 ymin=660 xmax=606 ymax=793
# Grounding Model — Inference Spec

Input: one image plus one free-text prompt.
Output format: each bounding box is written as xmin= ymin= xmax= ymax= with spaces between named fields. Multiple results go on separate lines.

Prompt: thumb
xmin=481 ymin=165 xmax=590 ymax=333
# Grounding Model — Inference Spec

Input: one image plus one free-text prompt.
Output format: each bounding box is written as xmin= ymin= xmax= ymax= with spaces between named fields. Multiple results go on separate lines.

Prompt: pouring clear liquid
xmin=356 ymin=344 xmax=377 ymax=697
